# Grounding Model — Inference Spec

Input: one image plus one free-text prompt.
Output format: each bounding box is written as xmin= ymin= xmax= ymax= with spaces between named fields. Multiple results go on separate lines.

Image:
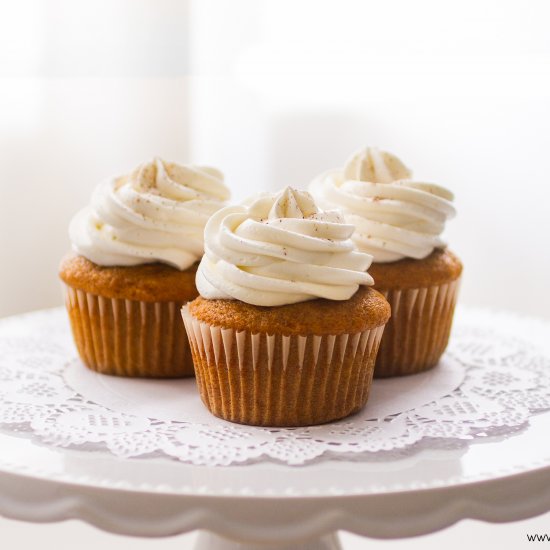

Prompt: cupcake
xmin=59 ymin=157 xmax=230 ymax=377
xmin=182 ymin=187 xmax=390 ymax=426
xmin=310 ymin=147 xmax=462 ymax=377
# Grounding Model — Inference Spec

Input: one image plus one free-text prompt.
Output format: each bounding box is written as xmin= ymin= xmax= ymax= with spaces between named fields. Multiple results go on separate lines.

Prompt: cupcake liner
xmin=181 ymin=305 xmax=386 ymax=427
xmin=64 ymin=285 xmax=194 ymax=378
xmin=374 ymin=277 xmax=461 ymax=378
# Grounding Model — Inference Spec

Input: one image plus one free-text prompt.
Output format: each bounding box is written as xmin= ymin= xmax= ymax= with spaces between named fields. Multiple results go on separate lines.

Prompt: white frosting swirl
xmin=69 ymin=158 xmax=230 ymax=270
xmin=310 ymin=147 xmax=456 ymax=263
xmin=196 ymin=187 xmax=374 ymax=306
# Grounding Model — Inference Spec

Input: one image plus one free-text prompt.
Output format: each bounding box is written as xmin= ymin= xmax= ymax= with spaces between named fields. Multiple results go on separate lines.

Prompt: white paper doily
xmin=63 ymin=356 xmax=464 ymax=424
xmin=0 ymin=307 xmax=549 ymax=466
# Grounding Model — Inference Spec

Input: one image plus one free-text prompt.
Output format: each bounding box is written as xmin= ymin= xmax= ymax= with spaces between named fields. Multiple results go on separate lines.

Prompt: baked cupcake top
xmin=196 ymin=187 xmax=374 ymax=306
xmin=309 ymin=148 xmax=456 ymax=263
xmin=69 ymin=157 xmax=230 ymax=270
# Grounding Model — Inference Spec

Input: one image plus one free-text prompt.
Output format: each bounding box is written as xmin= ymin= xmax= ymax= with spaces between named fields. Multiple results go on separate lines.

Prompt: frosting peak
xmin=267 ymin=186 xmax=317 ymax=219
xmin=310 ymin=148 xmax=456 ymax=263
xmin=69 ymin=158 xmax=230 ymax=270
xmin=344 ymin=147 xmax=412 ymax=183
xmin=132 ymin=158 xmax=228 ymax=201
xmin=196 ymin=187 xmax=374 ymax=306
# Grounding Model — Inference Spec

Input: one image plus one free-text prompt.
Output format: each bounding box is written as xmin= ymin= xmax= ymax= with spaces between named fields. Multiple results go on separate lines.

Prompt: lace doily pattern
xmin=0 ymin=308 xmax=549 ymax=466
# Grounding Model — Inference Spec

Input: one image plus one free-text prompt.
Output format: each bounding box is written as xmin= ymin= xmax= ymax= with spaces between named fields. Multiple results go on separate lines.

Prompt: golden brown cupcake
xmin=60 ymin=255 xmax=199 ymax=377
xmin=368 ymin=249 xmax=462 ymax=376
xmin=182 ymin=187 xmax=391 ymax=426
xmin=60 ymin=157 xmax=230 ymax=377
xmin=310 ymin=147 xmax=462 ymax=377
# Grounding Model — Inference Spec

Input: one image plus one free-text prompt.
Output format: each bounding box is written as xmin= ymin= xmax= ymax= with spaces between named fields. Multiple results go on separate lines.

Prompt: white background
xmin=1 ymin=0 xmax=549 ymax=548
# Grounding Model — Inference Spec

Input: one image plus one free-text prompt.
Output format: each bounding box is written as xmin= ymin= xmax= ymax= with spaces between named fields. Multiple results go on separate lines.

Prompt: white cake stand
xmin=0 ymin=309 xmax=549 ymax=550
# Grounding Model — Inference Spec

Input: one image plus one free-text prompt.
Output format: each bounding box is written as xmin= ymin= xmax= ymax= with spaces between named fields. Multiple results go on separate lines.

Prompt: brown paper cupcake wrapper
xmin=181 ymin=305 xmax=386 ymax=427
xmin=375 ymin=277 xmax=461 ymax=378
xmin=64 ymin=285 xmax=194 ymax=378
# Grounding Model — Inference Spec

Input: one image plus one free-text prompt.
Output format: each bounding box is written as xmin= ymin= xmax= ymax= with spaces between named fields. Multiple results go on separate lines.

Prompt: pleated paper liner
xmin=374 ymin=278 xmax=461 ymax=378
xmin=64 ymin=285 xmax=194 ymax=378
xmin=181 ymin=305 xmax=386 ymax=427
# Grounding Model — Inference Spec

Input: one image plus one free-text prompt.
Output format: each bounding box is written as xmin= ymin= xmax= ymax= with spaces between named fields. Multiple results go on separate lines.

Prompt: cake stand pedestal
xmin=194 ymin=532 xmax=341 ymax=550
